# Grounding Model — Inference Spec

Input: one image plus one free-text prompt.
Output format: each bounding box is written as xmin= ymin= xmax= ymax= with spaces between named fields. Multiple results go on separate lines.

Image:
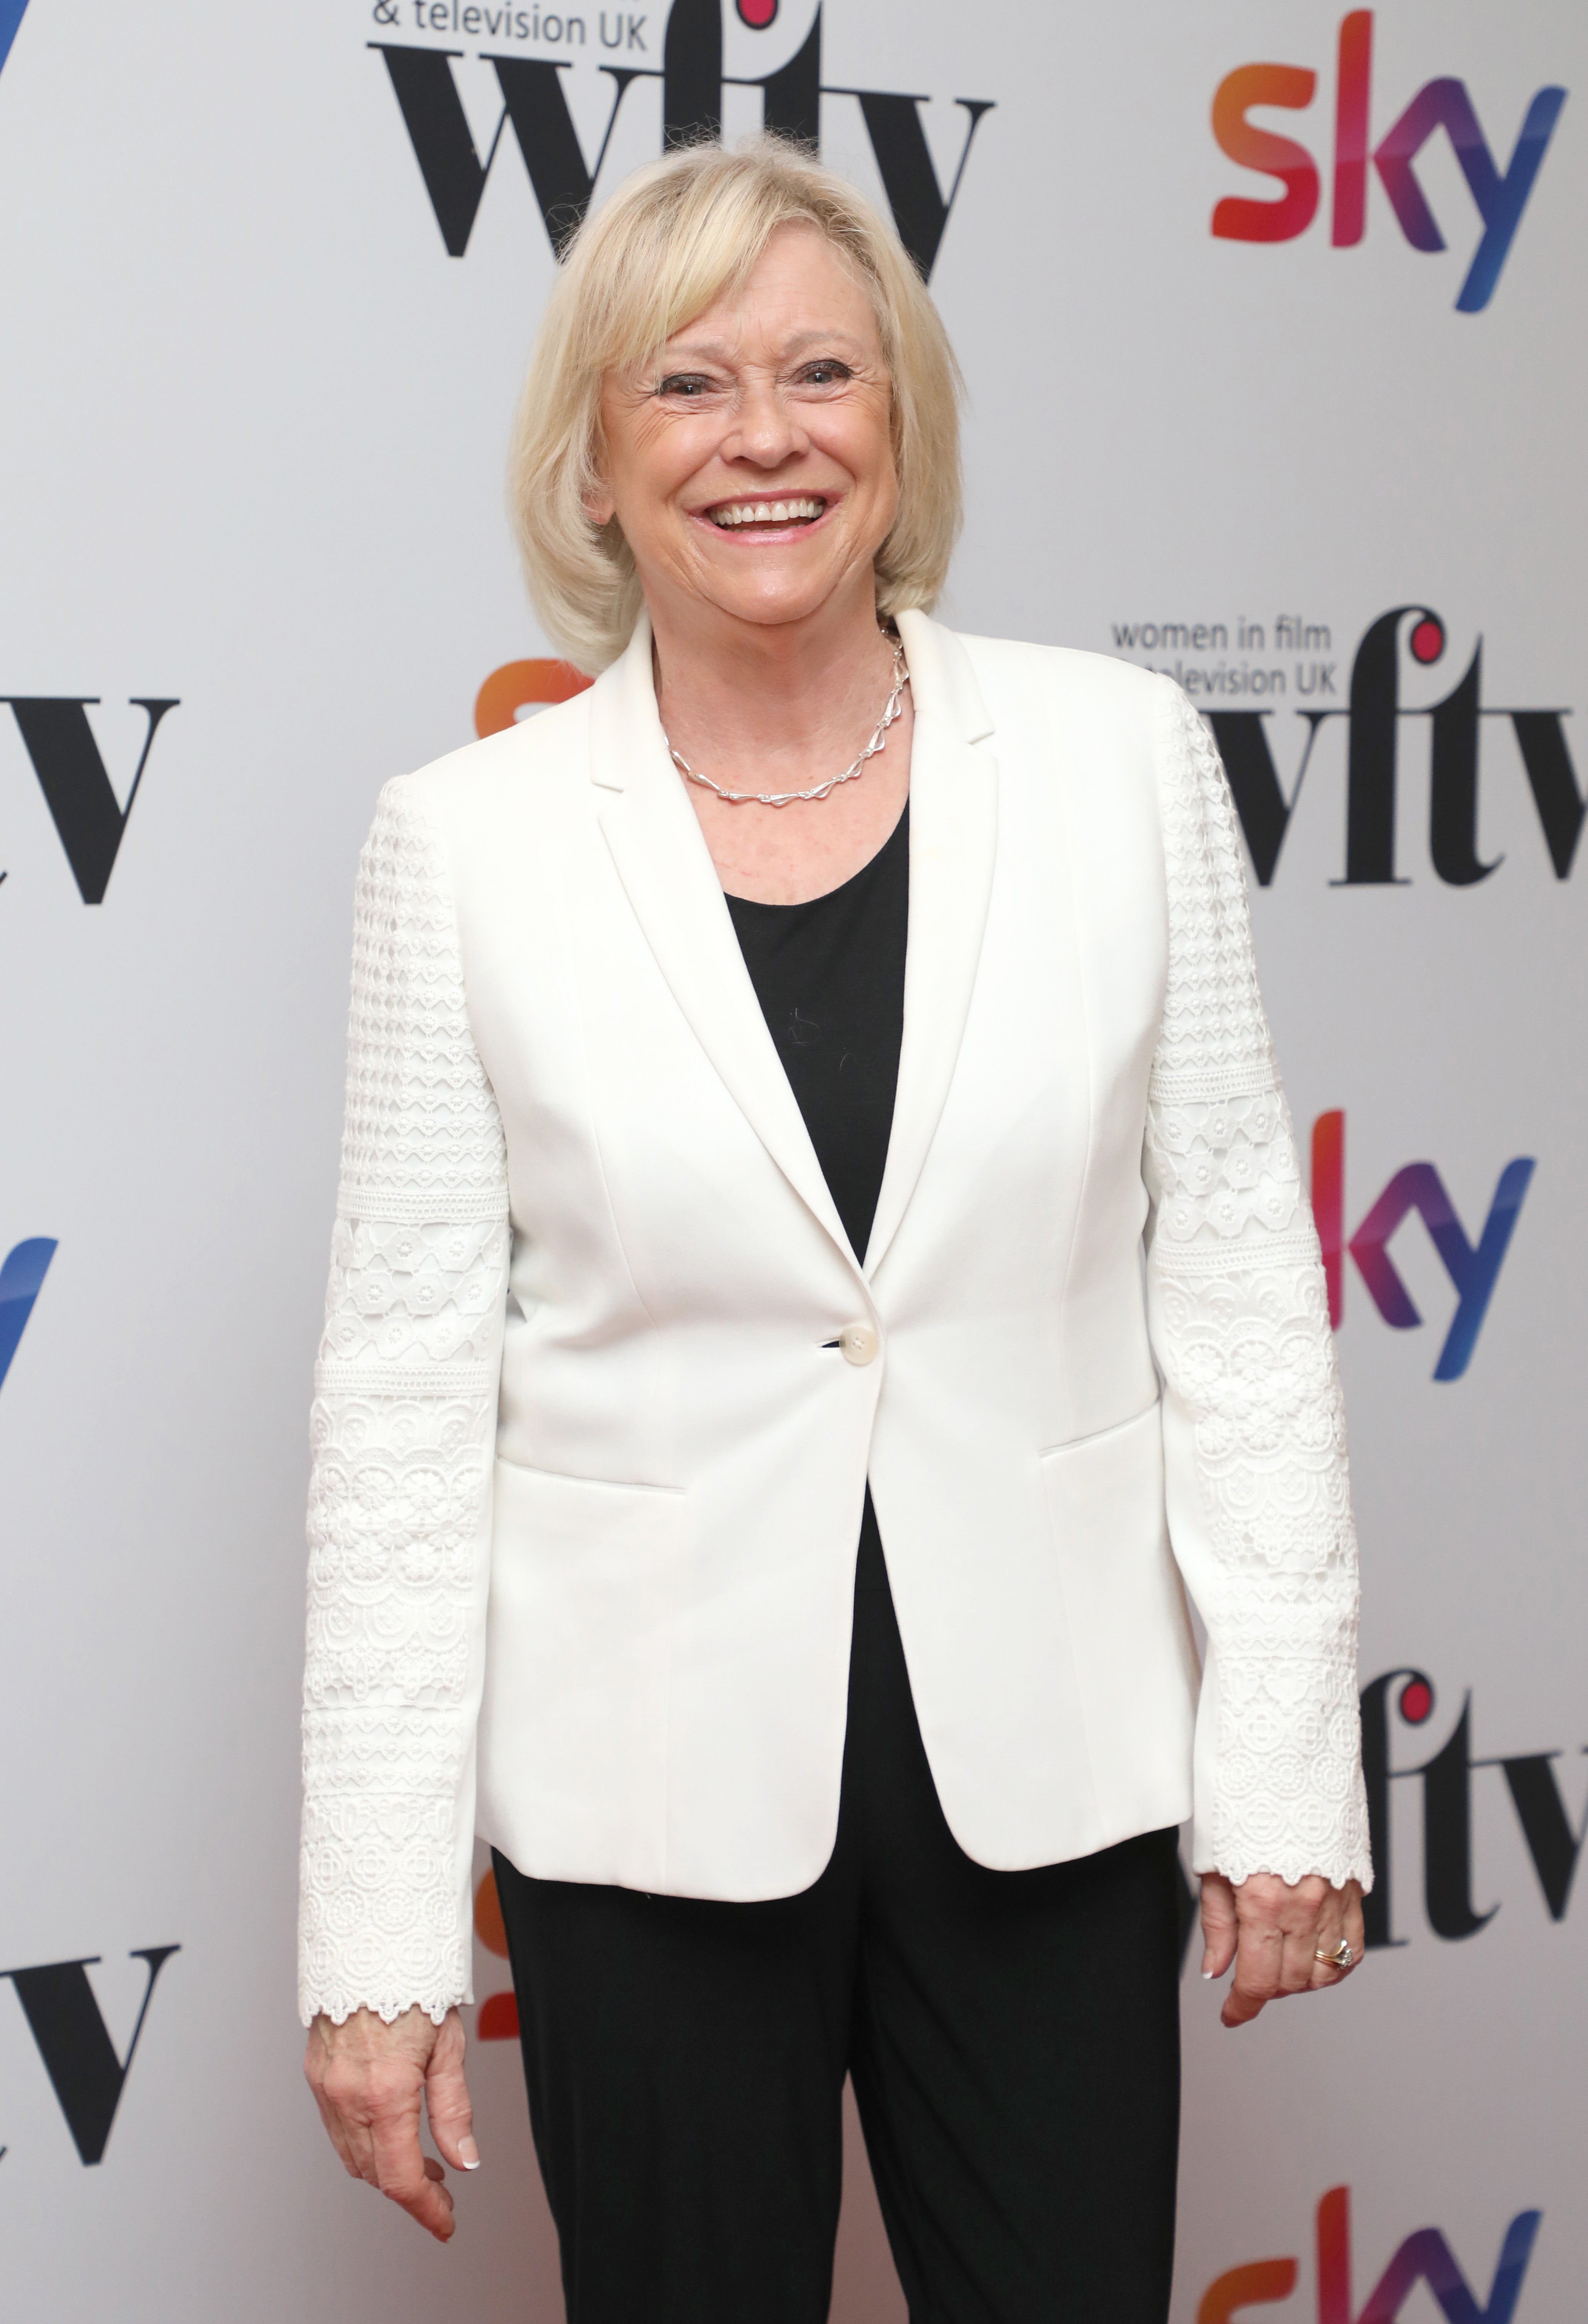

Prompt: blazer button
xmin=839 ymin=1323 xmax=880 ymax=1366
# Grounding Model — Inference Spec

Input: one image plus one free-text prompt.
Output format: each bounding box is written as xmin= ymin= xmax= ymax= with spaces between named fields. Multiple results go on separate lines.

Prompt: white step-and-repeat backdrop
xmin=1 ymin=3 xmax=1583 ymax=2317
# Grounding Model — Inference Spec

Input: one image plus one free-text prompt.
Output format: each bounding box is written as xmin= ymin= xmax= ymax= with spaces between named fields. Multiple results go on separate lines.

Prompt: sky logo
xmin=474 ymin=658 xmax=591 ymax=738
xmin=1211 ymin=10 xmax=1567 ymax=311
xmin=1310 ymin=1114 xmax=1532 ymax=1381
xmin=0 ymin=1238 xmax=56 ymax=1393
xmin=1199 ymin=2185 xmax=1542 ymax=2324
xmin=0 ymin=0 xmax=29 ymax=78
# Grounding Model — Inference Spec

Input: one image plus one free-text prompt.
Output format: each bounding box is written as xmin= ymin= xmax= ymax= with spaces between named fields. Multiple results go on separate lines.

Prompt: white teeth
xmin=712 ymin=498 xmax=824 ymax=527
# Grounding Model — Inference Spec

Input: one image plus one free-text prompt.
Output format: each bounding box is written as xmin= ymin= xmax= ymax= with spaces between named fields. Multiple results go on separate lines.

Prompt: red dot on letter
xmin=737 ymin=0 xmax=778 ymax=22
xmin=1399 ymin=1679 xmax=1433 ymax=1725
xmin=1410 ymin=619 xmax=1445 ymax=665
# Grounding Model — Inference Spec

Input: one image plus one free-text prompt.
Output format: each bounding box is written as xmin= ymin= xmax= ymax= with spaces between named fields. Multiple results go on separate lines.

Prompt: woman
xmin=301 ymin=138 xmax=1370 ymax=2322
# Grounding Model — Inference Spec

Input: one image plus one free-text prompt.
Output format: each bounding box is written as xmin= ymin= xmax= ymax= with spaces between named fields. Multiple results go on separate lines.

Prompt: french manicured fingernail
xmin=459 ymin=2137 xmax=481 ymax=2170
xmin=1201 ymin=1968 xmax=1215 ymax=1979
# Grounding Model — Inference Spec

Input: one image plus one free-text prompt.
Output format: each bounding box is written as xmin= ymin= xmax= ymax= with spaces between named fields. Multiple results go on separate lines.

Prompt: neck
xmin=648 ymin=575 xmax=898 ymax=786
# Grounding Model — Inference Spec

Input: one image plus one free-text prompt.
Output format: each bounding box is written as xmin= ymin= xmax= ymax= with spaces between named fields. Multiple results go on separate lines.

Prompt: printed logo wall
xmin=0 ymin=2 xmax=1583 ymax=2320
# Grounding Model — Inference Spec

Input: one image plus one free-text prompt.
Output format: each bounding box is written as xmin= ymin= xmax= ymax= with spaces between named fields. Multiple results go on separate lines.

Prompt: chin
xmin=711 ymin=570 xmax=858 ymax=630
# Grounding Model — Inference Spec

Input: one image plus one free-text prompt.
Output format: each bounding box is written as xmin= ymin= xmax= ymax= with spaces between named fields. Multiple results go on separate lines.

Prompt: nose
xmin=723 ymin=377 xmax=810 ymax=470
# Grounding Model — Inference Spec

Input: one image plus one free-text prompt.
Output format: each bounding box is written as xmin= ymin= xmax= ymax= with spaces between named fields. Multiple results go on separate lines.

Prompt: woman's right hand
xmin=304 ymin=2003 xmax=479 ymax=2242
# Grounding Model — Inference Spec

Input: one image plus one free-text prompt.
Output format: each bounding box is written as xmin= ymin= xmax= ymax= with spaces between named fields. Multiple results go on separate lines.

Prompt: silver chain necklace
xmin=663 ymin=636 xmax=910 ymax=809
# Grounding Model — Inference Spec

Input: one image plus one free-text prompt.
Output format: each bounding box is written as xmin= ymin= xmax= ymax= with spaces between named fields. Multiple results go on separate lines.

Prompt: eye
xmin=656 ymin=373 xmax=715 ymax=400
xmin=798 ymin=359 xmax=853 ymax=387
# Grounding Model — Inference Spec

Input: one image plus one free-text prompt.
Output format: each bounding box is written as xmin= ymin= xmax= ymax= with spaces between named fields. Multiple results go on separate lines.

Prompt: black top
xmin=724 ymin=802 xmax=909 ymax=1265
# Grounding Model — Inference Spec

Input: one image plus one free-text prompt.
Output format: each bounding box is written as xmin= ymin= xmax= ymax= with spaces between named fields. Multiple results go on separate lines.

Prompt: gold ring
xmin=1315 ymin=1939 xmax=1354 ymax=1970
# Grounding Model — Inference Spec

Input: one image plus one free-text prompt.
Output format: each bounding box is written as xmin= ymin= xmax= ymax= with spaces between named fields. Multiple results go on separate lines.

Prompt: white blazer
xmin=298 ymin=611 xmax=1370 ymax=2029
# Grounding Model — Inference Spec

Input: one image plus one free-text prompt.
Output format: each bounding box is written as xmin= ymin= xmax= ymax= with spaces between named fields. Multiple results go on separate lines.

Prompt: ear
xmin=583 ymin=402 xmax=617 ymax=529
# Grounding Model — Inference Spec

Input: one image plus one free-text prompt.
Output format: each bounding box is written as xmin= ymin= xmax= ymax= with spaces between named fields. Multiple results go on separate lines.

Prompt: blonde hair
xmin=508 ymin=137 xmax=964 ymax=673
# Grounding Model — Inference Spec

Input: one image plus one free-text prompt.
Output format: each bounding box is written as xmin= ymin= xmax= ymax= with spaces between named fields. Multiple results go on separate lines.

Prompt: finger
xmin=1308 ymin=1895 xmax=1347 ymax=1989
xmin=305 ymin=2041 xmax=363 ymax=2178
xmin=317 ymin=2061 xmax=388 ymax=2188
xmin=1221 ymin=1920 xmax=1282 ymax=2028
xmin=368 ymin=2107 xmax=457 ymax=2243
xmin=426 ymin=2016 xmax=482 ymax=2173
xmin=1278 ymin=1917 xmax=1321 ymax=1994
xmin=319 ymin=2084 xmax=380 ymax=2185
xmin=1344 ymin=1885 xmax=1366 ymax=1960
xmin=309 ymin=2082 xmax=366 ymax=2181
xmin=1313 ymin=1885 xmax=1367 ymax=1988
xmin=1221 ymin=1978 xmax=1268 ymax=2028
xmin=1199 ymin=1874 xmax=1239 ymax=1981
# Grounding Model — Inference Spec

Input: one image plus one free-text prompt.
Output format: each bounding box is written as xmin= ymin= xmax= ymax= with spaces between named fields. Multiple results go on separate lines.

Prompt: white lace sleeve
xmin=1143 ymin=685 xmax=1372 ymax=1892
xmin=298 ymin=776 xmax=510 ymax=2026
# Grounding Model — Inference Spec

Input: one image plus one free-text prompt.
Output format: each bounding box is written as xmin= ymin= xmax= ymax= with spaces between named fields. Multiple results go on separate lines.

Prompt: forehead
xmin=663 ymin=224 xmax=879 ymax=358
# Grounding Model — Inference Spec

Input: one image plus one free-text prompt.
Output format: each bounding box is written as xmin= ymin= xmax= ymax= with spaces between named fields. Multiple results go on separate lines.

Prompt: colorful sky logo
xmin=474 ymin=658 xmax=591 ymax=739
xmin=1311 ymin=1114 xmax=1532 ymax=1381
xmin=1199 ymin=2185 xmax=1542 ymax=2324
xmin=0 ymin=0 xmax=29 ymax=78
xmin=1211 ymin=10 xmax=1567 ymax=310
xmin=0 ymin=1238 xmax=56 ymax=1393
xmin=473 ymin=1867 xmax=519 ymax=2039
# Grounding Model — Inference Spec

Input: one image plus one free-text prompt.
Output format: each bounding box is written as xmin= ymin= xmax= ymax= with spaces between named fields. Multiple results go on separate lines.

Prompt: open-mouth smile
xmin=698 ymin=495 xmax=832 ymax=533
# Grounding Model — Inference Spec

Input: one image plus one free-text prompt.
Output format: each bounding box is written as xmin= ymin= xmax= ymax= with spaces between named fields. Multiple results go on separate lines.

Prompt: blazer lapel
xmin=864 ymin=611 xmax=999 ymax=1277
xmin=590 ymin=616 xmax=857 ymax=1262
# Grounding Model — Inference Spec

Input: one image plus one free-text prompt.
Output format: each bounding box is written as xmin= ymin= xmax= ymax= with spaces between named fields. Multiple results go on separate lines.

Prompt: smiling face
xmin=589 ymin=223 xmax=898 ymax=646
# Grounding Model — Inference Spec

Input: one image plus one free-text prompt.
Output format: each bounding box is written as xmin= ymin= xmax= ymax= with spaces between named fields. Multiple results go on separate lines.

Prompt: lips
xmin=705 ymin=495 xmax=828 ymax=529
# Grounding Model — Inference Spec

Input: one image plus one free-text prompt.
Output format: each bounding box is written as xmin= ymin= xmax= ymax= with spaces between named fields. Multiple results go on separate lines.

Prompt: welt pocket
xmin=491 ymin=1459 xmax=687 ymax=1605
xmin=495 ymin=1456 xmax=682 ymax=1497
xmin=1038 ymin=1399 xmax=1162 ymax=1467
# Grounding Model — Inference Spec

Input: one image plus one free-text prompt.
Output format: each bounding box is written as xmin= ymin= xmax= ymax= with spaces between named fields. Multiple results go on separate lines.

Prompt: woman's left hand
xmin=1198 ymin=1872 xmax=1365 ymax=2028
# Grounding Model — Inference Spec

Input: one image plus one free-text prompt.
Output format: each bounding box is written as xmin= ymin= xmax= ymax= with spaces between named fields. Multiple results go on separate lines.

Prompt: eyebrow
xmin=657 ymin=328 xmax=871 ymax=366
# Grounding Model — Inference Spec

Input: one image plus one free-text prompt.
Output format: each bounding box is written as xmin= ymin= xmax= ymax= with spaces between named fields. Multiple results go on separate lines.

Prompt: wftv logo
xmin=2 ymin=1239 xmax=182 ymax=2168
xmin=1311 ymin=1114 xmax=1531 ymax=1384
xmin=1199 ymin=2185 xmax=1541 ymax=2324
xmin=2 ymin=1946 xmax=180 ymax=2165
xmin=1186 ymin=607 xmax=1583 ymax=890
xmin=373 ymin=0 xmax=992 ymax=278
xmin=2 ymin=697 xmax=179 ymax=901
xmin=1211 ymin=10 xmax=1566 ymax=313
xmin=1363 ymin=1669 xmax=1588 ymax=1951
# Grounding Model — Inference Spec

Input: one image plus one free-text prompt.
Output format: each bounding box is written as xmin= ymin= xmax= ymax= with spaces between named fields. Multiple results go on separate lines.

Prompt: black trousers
xmin=493 ymin=1501 xmax=1182 ymax=2324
